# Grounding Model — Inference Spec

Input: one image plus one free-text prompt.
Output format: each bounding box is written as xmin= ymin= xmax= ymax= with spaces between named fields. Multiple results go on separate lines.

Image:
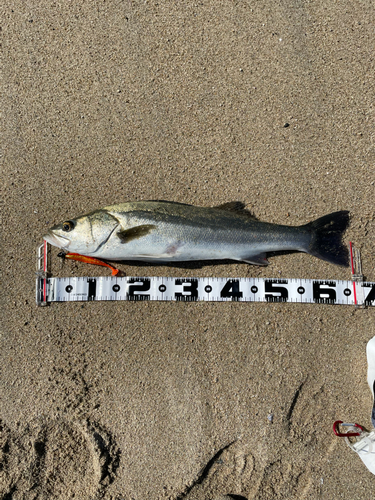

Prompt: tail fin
xmin=306 ymin=211 xmax=350 ymax=266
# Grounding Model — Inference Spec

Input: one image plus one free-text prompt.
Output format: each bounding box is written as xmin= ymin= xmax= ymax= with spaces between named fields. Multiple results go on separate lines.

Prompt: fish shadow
xmin=114 ymin=250 xmax=301 ymax=270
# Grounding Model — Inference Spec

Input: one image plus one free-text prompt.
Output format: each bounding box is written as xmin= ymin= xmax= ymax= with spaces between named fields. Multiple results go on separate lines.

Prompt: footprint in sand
xmin=0 ymin=418 xmax=120 ymax=500
xmin=180 ymin=440 xmax=253 ymax=500
xmin=253 ymin=380 xmax=328 ymax=500
xmin=0 ymin=419 xmax=34 ymax=498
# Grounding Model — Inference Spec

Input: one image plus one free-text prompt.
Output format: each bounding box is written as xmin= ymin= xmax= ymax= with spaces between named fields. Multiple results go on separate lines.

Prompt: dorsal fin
xmin=213 ymin=202 xmax=258 ymax=219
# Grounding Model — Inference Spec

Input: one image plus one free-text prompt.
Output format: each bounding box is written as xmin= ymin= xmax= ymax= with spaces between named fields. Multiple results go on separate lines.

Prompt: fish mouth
xmin=43 ymin=231 xmax=71 ymax=250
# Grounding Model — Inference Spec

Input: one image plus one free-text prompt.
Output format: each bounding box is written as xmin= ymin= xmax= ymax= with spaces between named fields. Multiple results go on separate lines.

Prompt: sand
xmin=2 ymin=1 xmax=375 ymax=498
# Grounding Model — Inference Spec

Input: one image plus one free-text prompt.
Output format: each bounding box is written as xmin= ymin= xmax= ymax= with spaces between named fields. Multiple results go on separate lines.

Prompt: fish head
xmin=43 ymin=209 xmax=120 ymax=255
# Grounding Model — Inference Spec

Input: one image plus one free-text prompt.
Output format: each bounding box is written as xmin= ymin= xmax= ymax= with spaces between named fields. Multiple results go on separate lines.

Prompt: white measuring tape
xmin=36 ymin=242 xmax=374 ymax=306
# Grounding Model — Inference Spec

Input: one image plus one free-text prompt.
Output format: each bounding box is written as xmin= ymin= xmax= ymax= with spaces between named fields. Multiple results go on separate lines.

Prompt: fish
xmin=43 ymin=201 xmax=350 ymax=268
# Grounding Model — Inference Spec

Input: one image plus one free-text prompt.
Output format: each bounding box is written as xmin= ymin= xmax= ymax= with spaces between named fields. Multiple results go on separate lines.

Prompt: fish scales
xmin=104 ymin=203 xmax=306 ymax=261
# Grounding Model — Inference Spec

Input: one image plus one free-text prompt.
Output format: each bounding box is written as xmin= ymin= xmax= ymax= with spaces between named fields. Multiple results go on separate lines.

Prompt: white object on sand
xmin=367 ymin=335 xmax=375 ymax=420
xmin=344 ymin=336 xmax=375 ymax=475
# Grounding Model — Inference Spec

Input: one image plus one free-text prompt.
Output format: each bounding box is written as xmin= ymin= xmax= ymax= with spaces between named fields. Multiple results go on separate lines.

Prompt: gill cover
xmin=45 ymin=210 xmax=119 ymax=255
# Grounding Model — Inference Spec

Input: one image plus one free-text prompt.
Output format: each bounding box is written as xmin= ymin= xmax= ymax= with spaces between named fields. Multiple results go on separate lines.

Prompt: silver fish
xmin=43 ymin=201 xmax=350 ymax=266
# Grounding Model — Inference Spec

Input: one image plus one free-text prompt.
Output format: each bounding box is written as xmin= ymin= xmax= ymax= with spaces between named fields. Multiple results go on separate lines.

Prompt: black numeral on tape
xmin=313 ymin=281 xmax=336 ymax=304
xmin=126 ymin=278 xmax=151 ymax=301
xmin=265 ymin=280 xmax=288 ymax=302
xmin=220 ymin=280 xmax=243 ymax=301
xmin=87 ymin=279 xmax=96 ymax=301
xmin=364 ymin=284 xmax=375 ymax=306
xmin=175 ymin=279 xmax=198 ymax=302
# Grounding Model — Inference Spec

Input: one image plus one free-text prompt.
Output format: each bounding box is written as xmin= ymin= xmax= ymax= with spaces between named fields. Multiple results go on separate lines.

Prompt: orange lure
xmin=58 ymin=252 xmax=122 ymax=276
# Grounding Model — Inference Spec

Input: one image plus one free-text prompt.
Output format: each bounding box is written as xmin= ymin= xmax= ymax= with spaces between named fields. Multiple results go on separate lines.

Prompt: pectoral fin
xmin=117 ymin=224 xmax=156 ymax=243
xmin=241 ymin=253 xmax=269 ymax=266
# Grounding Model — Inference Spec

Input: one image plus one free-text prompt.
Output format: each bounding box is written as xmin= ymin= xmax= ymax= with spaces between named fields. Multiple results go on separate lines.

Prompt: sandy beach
xmin=2 ymin=1 xmax=374 ymax=498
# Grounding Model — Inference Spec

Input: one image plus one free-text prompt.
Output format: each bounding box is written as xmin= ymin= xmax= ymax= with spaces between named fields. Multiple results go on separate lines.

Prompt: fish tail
xmin=305 ymin=211 xmax=350 ymax=266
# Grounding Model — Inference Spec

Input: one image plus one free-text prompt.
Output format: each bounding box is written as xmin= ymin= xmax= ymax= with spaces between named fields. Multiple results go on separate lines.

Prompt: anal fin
xmin=240 ymin=253 xmax=269 ymax=266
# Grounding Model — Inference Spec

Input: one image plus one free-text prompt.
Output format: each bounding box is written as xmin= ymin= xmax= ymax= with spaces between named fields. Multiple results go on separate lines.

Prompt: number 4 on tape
xmin=36 ymin=242 xmax=375 ymax=307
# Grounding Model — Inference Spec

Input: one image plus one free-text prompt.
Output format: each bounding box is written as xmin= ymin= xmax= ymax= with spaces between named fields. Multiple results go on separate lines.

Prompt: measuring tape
xmin=36 ymin=242 xmax=374 ymax=306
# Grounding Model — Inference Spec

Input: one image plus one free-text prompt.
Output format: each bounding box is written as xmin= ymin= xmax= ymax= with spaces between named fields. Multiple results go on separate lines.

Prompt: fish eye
xmin=62 ymin=220 xmax=75 ymax=232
